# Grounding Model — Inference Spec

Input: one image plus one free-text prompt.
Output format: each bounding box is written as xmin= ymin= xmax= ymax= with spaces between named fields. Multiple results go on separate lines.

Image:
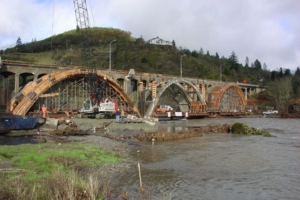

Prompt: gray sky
xmin=1 ymin=0 xmax=299 ymax=71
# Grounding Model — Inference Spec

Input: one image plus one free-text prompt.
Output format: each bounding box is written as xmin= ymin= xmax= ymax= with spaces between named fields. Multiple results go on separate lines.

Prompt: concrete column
xmin=195 ymin=84 xmax=200 ymax=101
xmin=152 ymin=81 xmax=156 ymax=98
xmin=189 ymin=87 xmax=194 ymax=100
xmin=184 ymin=84 xmax=188 ymax=91
xmin=201 ymin=84 xmax=206 ymax=101
xmin=244 ymin=88 xmax=247 ymax=100
xmin=124 ymin=77 xmax=131 ymax=94
xmin=3 ymin=76 xmax=9 ymax=89
xmin=14 ymin=73 xmax=20 ymax=94
xmin=138 ymin=81 xmax=144 ymax=116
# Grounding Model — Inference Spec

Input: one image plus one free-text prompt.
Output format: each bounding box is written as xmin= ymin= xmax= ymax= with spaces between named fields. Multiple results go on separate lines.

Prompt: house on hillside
xmin=148 ymin=36 xmax=172 ymax=46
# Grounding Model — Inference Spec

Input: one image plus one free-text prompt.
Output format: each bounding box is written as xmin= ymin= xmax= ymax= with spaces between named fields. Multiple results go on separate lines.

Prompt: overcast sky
xmin=1 ymin=0 xmax=299 ymax=71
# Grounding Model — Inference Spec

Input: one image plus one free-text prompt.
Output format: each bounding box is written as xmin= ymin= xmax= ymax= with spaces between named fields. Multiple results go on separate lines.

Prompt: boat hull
xmin=1 ymin=114 xmax=46 ymax=130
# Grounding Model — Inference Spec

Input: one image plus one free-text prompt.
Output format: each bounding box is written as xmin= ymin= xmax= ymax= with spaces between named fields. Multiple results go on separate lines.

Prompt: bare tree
xmin=267 ymin=76 xmax=293 ymax=117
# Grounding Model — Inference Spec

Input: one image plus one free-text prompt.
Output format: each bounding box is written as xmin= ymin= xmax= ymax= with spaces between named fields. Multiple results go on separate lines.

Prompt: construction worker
xmin=115 ymin=109 xmax=121 ymax=122
xmin=42 ymin=104 xmax=47 ymax=118
xmin=120 ymin=108 xmax=125 ymax=122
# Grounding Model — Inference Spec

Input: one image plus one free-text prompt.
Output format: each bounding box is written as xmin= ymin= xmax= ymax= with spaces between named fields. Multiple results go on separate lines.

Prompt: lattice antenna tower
xmin=73 ymin=0 xmax=107 ymax=102
xmin=73 ymin=0 xmax=94 ymax=70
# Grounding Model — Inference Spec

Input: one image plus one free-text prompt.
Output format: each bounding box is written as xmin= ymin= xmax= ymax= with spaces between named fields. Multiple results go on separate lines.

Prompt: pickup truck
xmin=263 ymin=110 xmax=278 ymax=115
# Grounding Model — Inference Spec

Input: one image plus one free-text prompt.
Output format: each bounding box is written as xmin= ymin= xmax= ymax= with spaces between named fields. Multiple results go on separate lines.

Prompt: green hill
xmin=2 ymin=27 xmax=271 ymax=84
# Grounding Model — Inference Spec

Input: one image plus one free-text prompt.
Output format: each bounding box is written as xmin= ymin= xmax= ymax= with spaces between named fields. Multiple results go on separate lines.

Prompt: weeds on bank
xmin=0 ymin=143 xmax=123 ymax=199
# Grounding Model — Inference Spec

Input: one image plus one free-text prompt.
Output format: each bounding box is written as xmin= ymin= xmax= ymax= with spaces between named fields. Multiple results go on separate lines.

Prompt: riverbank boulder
xmin=231 ymin=123 xmax=272 ymax=137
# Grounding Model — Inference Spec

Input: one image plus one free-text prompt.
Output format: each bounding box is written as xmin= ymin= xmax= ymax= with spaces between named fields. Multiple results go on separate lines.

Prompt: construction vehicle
xmin=156 ymin=104 xmax=174 ymax=113
xmin=80 ymin=97 xmax=116 ymax=118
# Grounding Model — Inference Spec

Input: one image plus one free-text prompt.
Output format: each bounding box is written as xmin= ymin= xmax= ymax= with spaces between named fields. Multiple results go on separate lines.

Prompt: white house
xmin=148 ymin=36 xmax=172 ymax=46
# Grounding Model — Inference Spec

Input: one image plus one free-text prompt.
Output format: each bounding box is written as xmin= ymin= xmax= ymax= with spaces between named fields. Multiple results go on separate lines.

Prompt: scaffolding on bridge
xmin=32 ymin=78 xmax=129 ymax=113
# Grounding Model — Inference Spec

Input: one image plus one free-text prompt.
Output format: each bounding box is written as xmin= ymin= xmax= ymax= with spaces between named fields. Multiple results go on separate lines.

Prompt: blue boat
xmin=1 ymin=114 xmax=46 ymax=130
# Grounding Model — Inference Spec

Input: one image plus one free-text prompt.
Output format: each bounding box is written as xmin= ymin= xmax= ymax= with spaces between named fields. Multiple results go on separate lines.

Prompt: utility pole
xmin=180 ymin=54 xmax=186 ymax=78
xmin=109 ymin=39 xmax=116 ymax=71
xmin=220 ymin=63 xmax=225 ymax=81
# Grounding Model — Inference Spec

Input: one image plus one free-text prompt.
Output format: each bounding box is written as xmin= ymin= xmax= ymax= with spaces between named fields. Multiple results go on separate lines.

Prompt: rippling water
xmin=112 ymin=117 xmax=300 ymax=200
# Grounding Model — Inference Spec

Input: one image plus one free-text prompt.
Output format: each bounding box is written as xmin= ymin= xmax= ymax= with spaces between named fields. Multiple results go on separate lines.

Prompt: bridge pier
xmin=12 ymin=73 xmax=20 ymax=98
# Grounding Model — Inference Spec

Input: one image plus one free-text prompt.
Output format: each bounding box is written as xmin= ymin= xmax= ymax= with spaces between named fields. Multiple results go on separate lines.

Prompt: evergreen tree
xmin=254 ymin=59 xmax=262 ymax=69
xmin=206 ymin=51 xmax=210 ymax=56
xmin=191 ymin=50 xmax=198 ymax=58
xmin=172 ymin=40 xmax=176 ymax=48
xmin=279 ymin=67 xmax=284 ymax=77
xmin=271 ymin=70 xmax=278 ymax=81
xmin=199 ymin=47 xmax=204 ymax=55
xmin=228 ymin=51 xmax=238 ymax=70
xmin=292 ymin=67 xmax=300 ymax=97
xmin=295 ymin=67 xmax=300 ymax=77
xmin=284 ymin=68 xmax=291 ymax=76
xmin=16 ymin=37 xmax=22 ymax=45
xmin=245 ymin=56 xmax=249 ymax=68
xmin=216 ymin=52 xmax=219 ymax=59
xmin=263 ymin=63 xmax=267 ymax=70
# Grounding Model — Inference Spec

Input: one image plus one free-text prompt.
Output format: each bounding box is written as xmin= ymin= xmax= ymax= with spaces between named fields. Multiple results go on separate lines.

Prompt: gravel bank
xmin=70 ymin=118 xmax=159 ymax=135
xmin=58 ymin=117 xmax=158 ymax=181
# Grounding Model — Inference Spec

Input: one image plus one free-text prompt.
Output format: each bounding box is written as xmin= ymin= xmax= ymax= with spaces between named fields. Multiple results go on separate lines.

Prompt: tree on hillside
xmin=228 ymin=51 xmax=238 ymax=70
xmin=199 ymin=47 xmax=204 ymax=55
xmin=216 ymin=52 xmax=219 ymax=59
xmin=267 ymin=76 xmax=293 ymax=116
xmin=271 ymin=70 xmax=278 ymax=81
xmin=135 ymin=37 xmax=145 ymax=45
xmin=245 ymin=56 xmax=249 ymax=68
xmin=254 ymin=59 xmax=262 ymax=69
xmin=284 ymin=68 xmax=291 ymax=76
xmin=263 ymin=63 xmax=267 ymax=70
xmin=191 ymin=50 xmax=198 ymax=58
xmin=16 ymin=37 xmax=22 ymax=45
xmin=292 ymin=67 xmax=300 ymax=97
xmin=182 ymin=49 xmax=191 ymax=56
xmin=206 ymin=51 xmax=210 ymax=56
xmin=172 ymin=40 xmax=176 ymax=48
xmin=295 ymin=67 xmax=300 ymax=76
xmin=278 ymin=67 xmax=284 ymax=77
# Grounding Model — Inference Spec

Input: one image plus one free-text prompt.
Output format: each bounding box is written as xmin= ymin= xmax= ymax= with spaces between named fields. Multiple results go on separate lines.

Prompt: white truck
xmin=263 ymin=110 xmax=278 ymax=115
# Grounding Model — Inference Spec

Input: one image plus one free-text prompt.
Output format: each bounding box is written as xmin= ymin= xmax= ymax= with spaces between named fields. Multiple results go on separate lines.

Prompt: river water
xmin=112 ymin=117 xmax=300 ymax=200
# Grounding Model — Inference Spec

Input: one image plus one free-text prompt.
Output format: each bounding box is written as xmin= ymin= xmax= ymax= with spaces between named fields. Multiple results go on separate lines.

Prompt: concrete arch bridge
xmin=1 ymin=60 xmax=249 ymax=118
xmin=138 ymin=78 xmax=247 ymax=118
xmin=10 ymin=68 xmax=139 ymax=116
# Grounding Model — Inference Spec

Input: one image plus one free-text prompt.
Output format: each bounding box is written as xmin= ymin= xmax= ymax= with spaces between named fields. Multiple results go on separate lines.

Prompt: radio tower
xmin=73 ymin=0 xmax=107 ymax=105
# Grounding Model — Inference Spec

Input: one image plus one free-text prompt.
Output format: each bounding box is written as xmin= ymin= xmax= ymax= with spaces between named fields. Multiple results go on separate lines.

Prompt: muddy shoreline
xmin=0 ymin=118 xmax=159 ymax=185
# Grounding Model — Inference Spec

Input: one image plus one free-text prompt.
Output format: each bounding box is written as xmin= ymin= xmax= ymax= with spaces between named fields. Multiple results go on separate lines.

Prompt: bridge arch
xmin=209 ymin=85 xmax=246 ymax=111
xmin=144 ymin=79 xmax=206 ymax=118
xmin=10 ymin=68 xmax=137 ymax=116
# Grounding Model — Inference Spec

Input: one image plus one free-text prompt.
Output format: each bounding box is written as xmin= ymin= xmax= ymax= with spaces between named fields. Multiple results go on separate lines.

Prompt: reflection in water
xmin=112 ymin=118 xmax=300 ymax=199
xmin=0 ymin=136 xmax=39 ymax=145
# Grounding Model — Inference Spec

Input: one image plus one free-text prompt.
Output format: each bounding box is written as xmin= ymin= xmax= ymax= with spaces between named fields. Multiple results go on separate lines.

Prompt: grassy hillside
xmin=2 ymin=27 xmax=271 ymax=84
